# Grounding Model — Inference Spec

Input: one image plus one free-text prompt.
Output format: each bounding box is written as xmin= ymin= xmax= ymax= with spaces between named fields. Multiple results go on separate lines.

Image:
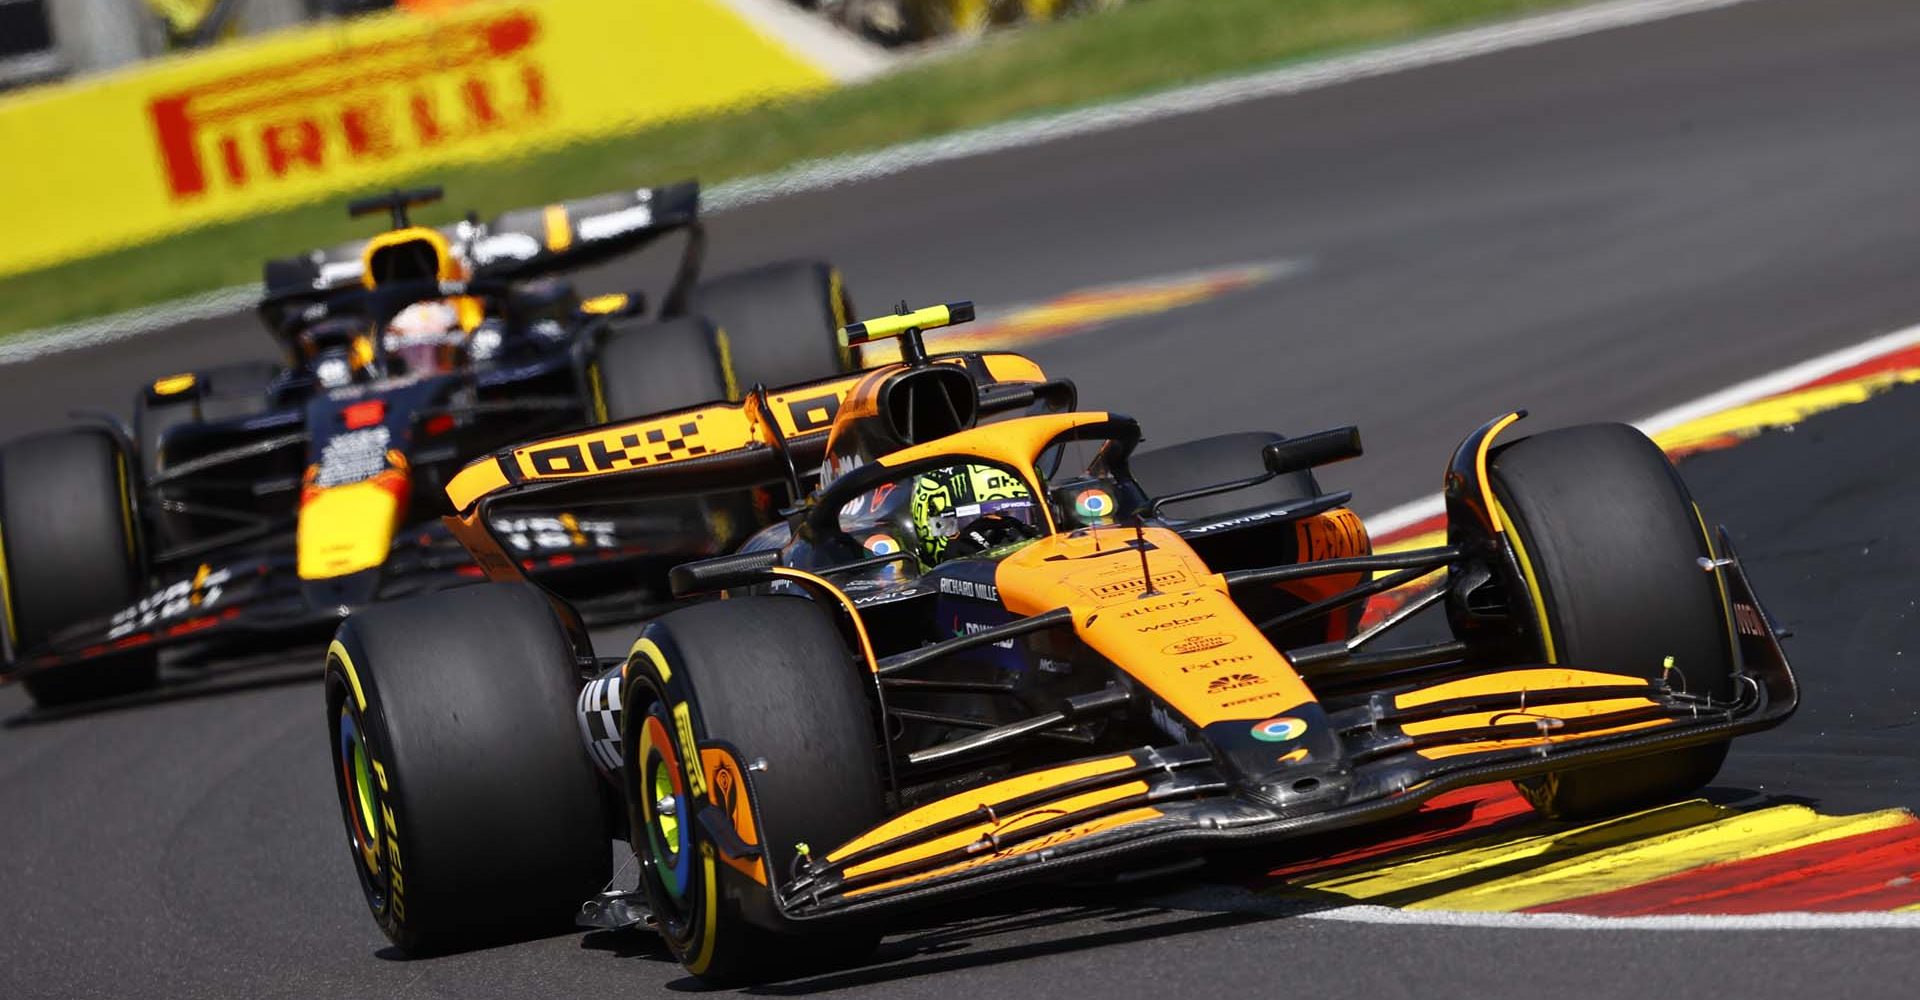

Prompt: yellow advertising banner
xmin=0 ymin=0 xmax=833 ymax=277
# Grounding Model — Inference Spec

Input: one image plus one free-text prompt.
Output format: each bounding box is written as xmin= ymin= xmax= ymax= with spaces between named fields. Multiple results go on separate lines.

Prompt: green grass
xmin=0 ymin=0 xmax=1577 ymax=337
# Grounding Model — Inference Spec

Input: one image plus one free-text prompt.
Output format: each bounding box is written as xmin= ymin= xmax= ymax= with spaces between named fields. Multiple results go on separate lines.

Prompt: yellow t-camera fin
xmin=840 ymin=301 xmax=974 ymax=345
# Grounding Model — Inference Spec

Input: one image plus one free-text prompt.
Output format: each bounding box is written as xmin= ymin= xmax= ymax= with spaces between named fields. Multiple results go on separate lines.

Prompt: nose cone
xmin=301 ymin=569 xmax=383 ymax=616
xmin=298 ymin=476 xmax=407 ymax=579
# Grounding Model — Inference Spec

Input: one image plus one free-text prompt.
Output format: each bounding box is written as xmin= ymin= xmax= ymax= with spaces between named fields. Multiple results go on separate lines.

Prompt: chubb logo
xmin=149 ymin=11 xmax=549 ymax=200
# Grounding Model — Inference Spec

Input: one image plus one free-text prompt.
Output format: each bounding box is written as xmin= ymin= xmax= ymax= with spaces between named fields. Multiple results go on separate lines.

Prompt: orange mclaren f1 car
xmin=324 ymin=303 xmax=1797 ymax=981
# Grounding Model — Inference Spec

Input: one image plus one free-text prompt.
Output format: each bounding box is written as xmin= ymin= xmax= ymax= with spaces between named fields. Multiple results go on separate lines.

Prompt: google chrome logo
xmin=1251 ymin=716 xmax=1308 ymax=742
xmin=1074 ymin=488 xmax=1115 ymax=520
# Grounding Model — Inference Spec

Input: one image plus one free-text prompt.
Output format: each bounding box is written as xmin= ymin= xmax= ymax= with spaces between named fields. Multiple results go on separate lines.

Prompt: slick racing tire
xmin=689 ymin=259 xmax=856 ymax=389
xmin=588 ymin=316 xmax=762 ymax=553
xmin=622 ymin=596 xmax=885 ymax=984
xmin=1130 ymin=431 xmax=1320 ymax=521
xmin=1485 ymin=423 xmax=1734 ymax=820
xmin=589 ymin=315 xmax=731 ymax=422
xmin=325 ymin=583 xmax=610 ymax=954
xmin=0 ymin=428 xmax=157 ymax=707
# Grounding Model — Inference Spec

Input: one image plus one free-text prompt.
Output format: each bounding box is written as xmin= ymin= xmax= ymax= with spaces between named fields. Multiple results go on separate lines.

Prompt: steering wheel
xmin=940 ymin=511 xmax=1043 ymax=562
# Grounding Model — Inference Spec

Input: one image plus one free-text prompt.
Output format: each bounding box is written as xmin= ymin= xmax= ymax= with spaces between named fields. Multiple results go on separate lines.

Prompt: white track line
xmin=2 ymin=0 xmax=1763 ymax=366
xmin=0 ymin=285 xmax=261 ymax=367
xmin=1153 ymin=886 xmax=1920 ymax=931
xmin=1306 ymin=905 xmax=1920 ymax=931
xmin=1364 ymin=321 xmax=1920 ymax=539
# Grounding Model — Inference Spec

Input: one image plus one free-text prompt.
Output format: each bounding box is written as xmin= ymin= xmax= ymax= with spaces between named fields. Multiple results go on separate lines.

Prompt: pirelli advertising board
xmin=0 ymin=0 xmax=832 ymax=277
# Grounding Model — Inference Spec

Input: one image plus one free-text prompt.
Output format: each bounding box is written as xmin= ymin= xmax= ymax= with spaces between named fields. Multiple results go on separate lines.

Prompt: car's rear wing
xmin=439 ymin=352 xmax=1058 ymax=578
xmin=259 ymin=181 xmax=703 ymax=332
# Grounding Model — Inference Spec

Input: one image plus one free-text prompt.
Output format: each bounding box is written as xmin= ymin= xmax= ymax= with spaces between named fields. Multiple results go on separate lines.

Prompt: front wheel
xmin=622 ymin=596 xmax=885 ymax=984
xmin=1482 ymin=423 xmax=1734 ymax=819
xmin=325 ymin=583 xmax=610 ymax=953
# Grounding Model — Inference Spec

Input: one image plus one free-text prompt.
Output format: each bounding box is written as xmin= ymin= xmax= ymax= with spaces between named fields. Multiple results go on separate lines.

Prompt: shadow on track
xmin=3 ymin=643 xmax=324 ymax=727
xmin=626 ymin=894 xmax=1277 ymax=995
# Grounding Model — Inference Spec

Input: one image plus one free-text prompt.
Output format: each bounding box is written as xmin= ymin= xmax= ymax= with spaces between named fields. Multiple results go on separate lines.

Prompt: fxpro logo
xmin=1179 ymin=652 xmax=1256 ymax=674
xmin=148 ymin=11 xmax=548 ymax=200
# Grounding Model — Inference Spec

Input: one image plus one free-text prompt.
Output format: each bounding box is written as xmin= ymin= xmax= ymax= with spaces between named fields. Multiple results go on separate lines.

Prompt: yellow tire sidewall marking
xmin=628 ymin=636 xmax=670 ymax=684
xmin=626 ymin=633 xmax=726 ymax=973
xmin=329 ymin=638 xmax=369 ymax=711
xmin=0 ymin=516 xmax=16 ymax=645
xmin=1492 ymin=496 xmax=1557 ymax=664
xmin=685 ymin=844 xmax=722 ymax=974
xmin=116 ymin=449 xmax=136 ymax=563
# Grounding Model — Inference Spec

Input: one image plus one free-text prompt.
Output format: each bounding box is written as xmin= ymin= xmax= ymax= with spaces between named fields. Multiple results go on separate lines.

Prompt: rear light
xmin=343 ymin=400 xmax=386 ymax=430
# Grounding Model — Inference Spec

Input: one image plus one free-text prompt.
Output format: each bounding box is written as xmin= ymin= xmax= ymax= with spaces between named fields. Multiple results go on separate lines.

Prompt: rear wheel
xmin=1485 ymin=423 xmax=1733 ymax=819
xmin=324 ymin=583 xmax=610 ymax=954
xmin=0 ymin=428 xmax=156 ymax=706
xmin=622 ymin=596 xmax=885 ymax=984
xmin=587 ymin=316 xmax=760 ymax=555
xmin=588 ymin=315 xmax=731 ymax=423
xmin=690 ymin=259 xmax=856 ymax=388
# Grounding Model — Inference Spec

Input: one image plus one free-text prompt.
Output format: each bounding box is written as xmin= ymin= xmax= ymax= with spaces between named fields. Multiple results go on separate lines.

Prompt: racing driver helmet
xmin=384 ymin=300 xmax=468 ymax=376
xmin=909 ymin=463 xmax=1044 ymax=567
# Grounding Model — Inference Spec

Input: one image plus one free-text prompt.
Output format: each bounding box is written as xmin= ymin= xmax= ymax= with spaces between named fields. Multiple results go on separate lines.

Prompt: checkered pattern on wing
xmin=645 ymin=420 xmax=709 ymax=461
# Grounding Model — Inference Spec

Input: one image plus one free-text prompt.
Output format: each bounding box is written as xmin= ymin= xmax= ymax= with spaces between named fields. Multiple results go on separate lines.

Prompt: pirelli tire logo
xmin=522 ymin=419 xmax=708 ymax=477
xmin=150 ymin=11 xmax=548 ymax=202
xmin=673 ymin=701 xmax=707 ymax=798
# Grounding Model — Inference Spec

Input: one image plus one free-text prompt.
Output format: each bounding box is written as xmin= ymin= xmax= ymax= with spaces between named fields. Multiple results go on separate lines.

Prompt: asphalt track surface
xmin=5 ymin=0 xmax=1920 ymax=995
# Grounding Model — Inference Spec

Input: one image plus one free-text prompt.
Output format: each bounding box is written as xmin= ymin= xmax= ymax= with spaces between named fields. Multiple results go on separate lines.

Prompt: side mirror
xmin=1263 ymin=427 xmax=1363 ymax=476
xmin=669 ymin=549 xmax=780 ymax=599
xmin=976 ymin=379 xmax=1079 ymax=418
